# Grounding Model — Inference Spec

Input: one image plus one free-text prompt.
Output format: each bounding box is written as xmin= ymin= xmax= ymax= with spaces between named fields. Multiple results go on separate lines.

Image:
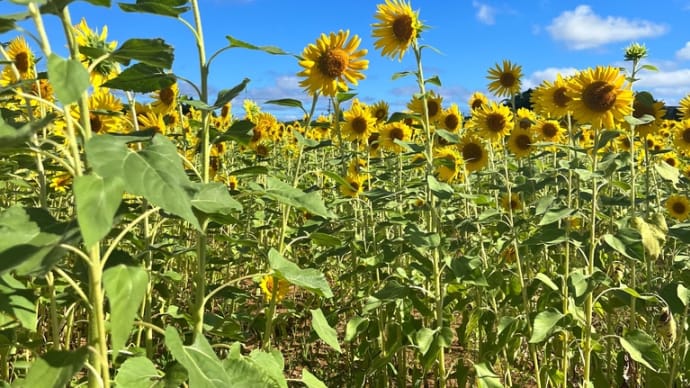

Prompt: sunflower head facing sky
xmin=566 ymin=66 xmax=633 ymax=131
xmin=298 ymin=30 xmax=368 ymax=97
xmin=470 ymin=101 xmax=514 ymax=144
xmin=379 ymin=121 xmax=412 ymax=153
xmin=372 ymin=0 xmax=423 ymax=61
xmin=1 ymin=36 xmax=36 ymax=86
xmin=407 ymin=91 xmax=443 ymax=124
xmin=458 ymin=134 xmax=489 ymax=173
xmin=531 ymin=74 xmax=572 ymax=118
xmin=73 ymin=18 xmax=119 ymax=88
xmin=666 ymin=194 xmax=690 ymax=222
xmin=343 ymin=99 xmax=377 ymax=142
xmin=487 ymin=60 xmax=523 ymax=98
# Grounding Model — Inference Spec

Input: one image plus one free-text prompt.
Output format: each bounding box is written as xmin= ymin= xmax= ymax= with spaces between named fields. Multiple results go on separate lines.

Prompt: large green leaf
xmin=191 ymin=182 xmax=242 ymax=216
xmin=619 ymin=329 xmax=666 ymax=372
xmin=529 ymin=309 xmax=564 ymax=343
xmin=111 ymin=38 xmax=174 ymax=68
xmin=301 ymin=369 xmax=327 ymax=388
xmin=86 ymin=134 xmax=201 ymax=230
xmin=267 ymin=249 xmax=333 ymax=298
xmin=47 ymin=54 xmax=89 ymax=105
xmin=114 ymin=357 xmax=164 ymax=388
xmin=225 ymin=36 xmax=289 ymax=56
xmin=211 ymin=78 xmax=250 ymax=109
xmin=118 ymin=0 xmax=190 ymax=17
xmin=246 ymin=350 xmax=287 ymax=388
xmin=74 ymin=173 xmax=124 ymax=247
xmin=473 ymin=362 xmax=503 ymax=388
xmin=0 ymin=12 xmax=30 ymax=34
xmin=104 ymin=265 xmax=149 ymax=354
xmin=0 ymin=114 xmax=56 ymax=150
xmin=310 ymin=308 xmax=342 ymax=353
xmin=0 ymin=273 xmax=36 ymax=331
xmin=164 ymin=327 xmax=231 ymax=387
xmin=19 ymin=348 xmax=88 ymax=388
xmin=101 ymin=63 xmax=176 ymax=93
xmin=258 ymin=177 xmax=334 ymax=219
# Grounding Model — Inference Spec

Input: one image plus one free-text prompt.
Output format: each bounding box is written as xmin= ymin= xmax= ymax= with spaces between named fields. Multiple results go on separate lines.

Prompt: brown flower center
xmin=500 ymin=72 xmax=516 ymax=88
xmin=318 ymin=49 xmax=349 ymax=79
xmin=159 ymin=86 xmax=176 ymax=106
xmin=519 ymin=118 xmax=531 ymax=129
xmin=374 ymin=108 xmax=387 ymax=121
xmin=682 ymin=128 xmax=690 ymax=143
xmin=553 ymin=87 xmax=571 ymax=108
xmin=673 ymin=201 xmax=687 ymax=215
xmin=427 ymin=100 xmax=440 ymax=118
xmin=349 ymin=180 xmax=360 ymax=191
xmin=90 ymin=114 xmax=103 ymax=133
xmin=389 ymin=126 xmax=404 ymax=141
xmin=582 ymin=81 xmax=617 ymax=113
xmin=15 ymin=52 xmax=29 ymax=74
xmin=462 ymin=142 xmax=483 ymax=162
xmin=393 ymin=15 xmax=414 ymax=42
xmin=666 ymin=156 xmax=677 ymax=167
xmin=515 ymin=133 xmax=531 ymax=150
xmin=471 ymin=99 xmax=484 ymax=110
xmin=351 ymin=117 xmax=368 ymax=134
xmin=486 ymin=113 xmax=506 ymax=133
xmin=541 ymin=123 xmax=558 ymax=138
xmin=444 ymin=114 xmax=460 ymax=131
xmin=221 ymin=103 xmax=231 ymax=118
xmin=368 ymin=133 xmax=380 ymax=150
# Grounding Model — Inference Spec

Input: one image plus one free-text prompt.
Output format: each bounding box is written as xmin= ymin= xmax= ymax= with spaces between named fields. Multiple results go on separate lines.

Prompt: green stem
xmin=46 ymin=272 xmax=61 ymax=351
xmin=262 ymin=289 xmax=278 ymax=351
xmin=87 ymin=246 xmax=110 ymax=388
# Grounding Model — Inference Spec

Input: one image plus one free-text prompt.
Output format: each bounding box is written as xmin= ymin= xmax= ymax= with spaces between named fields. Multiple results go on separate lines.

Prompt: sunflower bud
xmin=624 ymin=42 xmax=648 ymax=62
xmin=656 ymin=307 xmax=677 ymax=349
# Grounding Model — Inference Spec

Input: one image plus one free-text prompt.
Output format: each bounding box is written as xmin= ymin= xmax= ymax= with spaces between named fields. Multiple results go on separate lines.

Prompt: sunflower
xmin=487 ymin=60 xmax=522 ymax=98
xmin=150 ymin=82 xmax=179 ymax=114
xmin=340 ymin=173 xmax=366 ymax=197
xmin=434 ymin=147 xmax=463 ymax=182
xmin=468 ymin=91 xmax=489 ymax=112
xmin=379 ymin=121 xmax=412 ymax=153
xmin=367 ymin=132 xmax=381 ymax=156
xmin=666 ymin=194 xmax=690 ymax=221
xmin=625 ymin=92 xmax=666 ymax=138
xmin=249 ymin=111 xmax=277 ymax=150
xmin=470 ymin=101 xmax=514 ymax=144
xmin=348 ymin=157 xmax=369 ymax=177
xmin=1 ymin=36 xmax=36 ymax=86
xmin=507 ymin=128 xmax=535 ymax=159
xmin=440 ymin=103 xmax=463 ymax=133
xmin=566 ymin=66 xmax=633 ymax=131
xmin=500 ymin=193 xmax=523 ymax=212
xmin=259 ymin=275 xmax=290 ymax=303
xmin=371 ymin=0 xmax=422 ymax=61
xmin=226 ymin=175 xmax=238 ymax=191
xmin=407 ymin=91 xmax=443 ymax=124
xmin=243 ymin=99 xmax=261 ymax=121
xmin=343 ymin=99 xmax=377 ymax=142
xmin=534 ymin=119 xmax=565 ymax=149
xmin=72 ymin=88 xmax=126 ymax=134
xmin=458 ymin=135 xmax=489 ymax=173
xmin=298 ymin=30 xmax=368 ymax=97
xmin=530 ymin=74 xmax=572 ymax=118
xmin=659 ymin=151 xmax=680 ymax=169
xmin=50 ymin=172 xmax=73 ymax=193
xmin=673 ymin=119 xmax=690 ymax=155
xmin=73 ymin=18 xmax=119 ymax=88
xmin=370 ymin=100 xmax=390 ymax=123
xmin=138 ymin=111 xmax=168 ymax=135
xmin=515 ymin=108 xmax=536 ymax=131
xmin=679 ymin=94 xmax=690 ymax=120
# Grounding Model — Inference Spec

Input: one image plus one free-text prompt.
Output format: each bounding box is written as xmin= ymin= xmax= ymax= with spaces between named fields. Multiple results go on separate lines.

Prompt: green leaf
xmin=415 ymin=328 xmax=435 ymax=355
xmin=391 ymin=71 xmax=414 ymax=80
xmin=213 ymin=119 xmax=255 ymax=143
xmin=655 ymin=161 xmax=679 ymax=184
xmin=0 ymin=114 xmax=56 ymax=150
xmin=427 ymin=175 xmax=453 ymax=200
xmin=102 ymin=63 xmax=176 ymax=93
xmin=641 ymin=64 xmax=659 ymax=72
xmin=246 ymin=350 xmax=287 ymax=388
xmin=260 ymin=176 xmax=334 ymax=219
xmin=619 ymin=329 xmax=666 ymax=372
xmin=212 ymin=78 xmax=250 ymax=109
xmin=595 ymin=130 xmax=620 ymax=150
xmin=118 ymin=0 xmax=190 ymax=17
xmin=191 ymin=182 xmax=242 ymax=216
xmin=74 ymin=174 xmax=124 ymax=247
xmin=264 ymin=99 xmax=305 ymax=114
xmin=473 ymin=362 xmax=503 ymax=388
xmin=111 ymin=38 xmax=174 ymax=68
xmin=301 ymin=369 xmax=327 ymax=388
xmin=47 ymin=54 xmax=90 ymax=105
xmin=21 ymin=348 xmax=88 ymax=388
xmin=538 ymin=207 xmax=575 ymax=225
xmin=165 ymin=326 xmax=231 ymax=387
xmin=309 ymin=232 xmax=341 ymax=247
xmin=425 ymin=75 xmax=442 ymax=87
xmin=268 ymin=248 xmax=333 ymax=298
xmin=225 ymin=36 xmax=289 ymax=55
xmin=0 ymin=273 xmax=36 ymax=331
xmin=534 ymin=273 xmax=559 ymax=291
xmin=86 ymin=134 xmax=201 ymax=230
xmin=344 ymin=316 xmax=367 ymax=342
xmin=114 ymin=357 xmax=164 ymax=388
xmin=104 ymin=265 xmax=149 ymax=354
xmin=678 ymin=284 xmax=690 ymax=307
xmin=0 ymin=13 xmax=30 ymax=34
xmin=529 ymin=309 xmax=564 ymax=343
xmin=310 ymin=308 xmax=342 ymax=353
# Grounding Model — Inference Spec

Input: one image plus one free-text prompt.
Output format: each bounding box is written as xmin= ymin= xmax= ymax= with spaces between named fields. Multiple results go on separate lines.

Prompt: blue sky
xmin=4 ymin=0 xmax=690 ymax=120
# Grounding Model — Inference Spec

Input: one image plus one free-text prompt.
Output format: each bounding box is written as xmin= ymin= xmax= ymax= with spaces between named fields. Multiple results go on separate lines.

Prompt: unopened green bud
xmin=625 ymin=42 xmax=648 ymax=61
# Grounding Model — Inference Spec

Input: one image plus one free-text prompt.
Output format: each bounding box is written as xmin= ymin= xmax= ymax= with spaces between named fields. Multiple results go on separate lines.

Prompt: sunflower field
xmin=3 ymin=0 xmax=690 ymax=387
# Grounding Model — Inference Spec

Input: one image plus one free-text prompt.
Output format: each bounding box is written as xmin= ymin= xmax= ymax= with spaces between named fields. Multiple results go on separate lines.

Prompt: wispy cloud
xmin=472 ymin=1 xmax=496 ymax=25
xmin=676 ymin=42 xmax=690 ymax=61
xmin=546 ymin=5 xmax=667 ymax=50
xmin=631 ymin=67 xmax=690 ymax=105
xmin=522 ymin=67 xmax=579 ymax=90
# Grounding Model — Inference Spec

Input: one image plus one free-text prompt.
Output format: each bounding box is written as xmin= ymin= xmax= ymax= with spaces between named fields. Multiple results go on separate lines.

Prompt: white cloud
xmin=522 ymin=67 xmax=579 ymax=90
xmin=546 ymin=5 xmax=667 ymax=50
xmin=633 ymin=68 xmax=690 ymax=105
xmin=676 ymin=42 xmax=690 ymax=61
xmin=472 ymin=1 xmax=496 ymax=25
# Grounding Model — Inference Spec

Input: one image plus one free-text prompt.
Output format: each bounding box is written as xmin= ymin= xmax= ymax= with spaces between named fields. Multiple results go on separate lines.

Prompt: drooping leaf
xmin=267 ymin=248 xmax=332 ymax=298
xmin=118 ymin=0 xmax=190 ymax=17
xmin=104 ymin=265 xmax=149 ymax=354
xmin=619 ymin=329 xmax=666 ymax=372
xmin=427 ymin=175 xmax=453 ymax=200
xmin=47 ymin=54 xmax=90 ymax=105
xmin=538 ymin=207 xmax=575 ymax=226
xmin=225 ymin=36 xmax=289 ymax=55
xmin=211 ymin=78 xmax=250 ymax=109
xmin=264 ymin=98 xmax=305 ymax=114
xmin=473 ymin=362 xmax=503 ymax=388
xmin=102 ymin=63 xmax=176 ymax=93
xmin=111 ymin=38 xmax=174 ymax=68
xmin=21 ymin=348 xmax=88 ymax=388
xmin=655 ymin=161 xmax=679 ymax=184
xmin=246 ymin=350 xmax=288 ymax=388
xmin=114 ymin=357 xmax=164 ymax=388
xmin=164 ymin=326 xmax=231 ymax=387
xmin=212 ymin=119 xmax=254 ymax=144
xmin=258 ymin=176 xmax=334 ymax=219
xmin=301 ymin=369 xmax=327 ymax=388
xmin=529 ymin=309 xmax=564 ymax=343
xmin=0 ymin=12 xmax=30 ymax=35
xmin=310 ymin=308 xmax=342 ymax=353
xmin=74 ymin=174 xmax=124 ymax=247
xmin=0 ymin=273 xmax=37 ymax=331
xmin=191 ymin=182 xmax=242 ymax=216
